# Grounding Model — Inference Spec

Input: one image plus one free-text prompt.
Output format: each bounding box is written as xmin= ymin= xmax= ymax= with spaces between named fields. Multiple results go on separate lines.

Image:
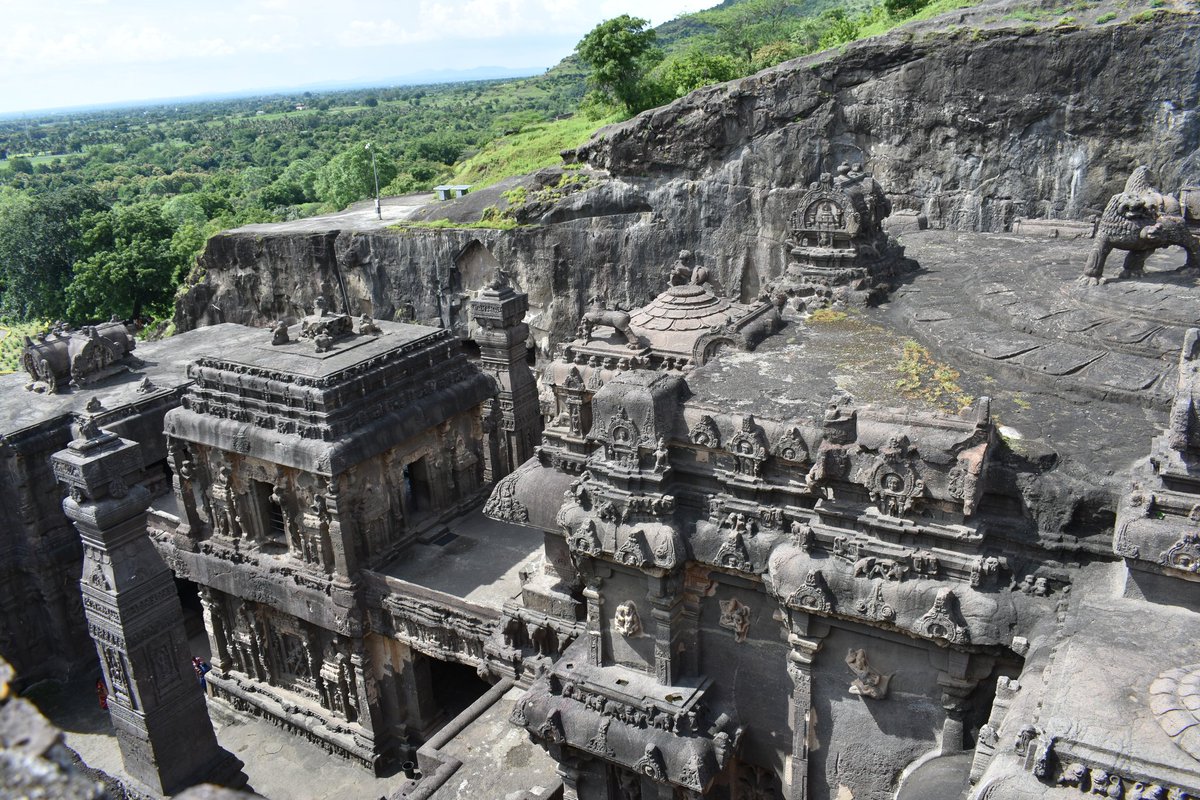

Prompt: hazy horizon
xmin=1 ymin=0 xmax=714 ymax=115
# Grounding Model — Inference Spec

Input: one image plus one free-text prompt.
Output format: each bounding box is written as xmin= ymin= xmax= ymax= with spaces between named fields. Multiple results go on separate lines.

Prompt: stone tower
xmin=51 ymin=420 xmax=242 ymax=795
xmin=471 ymin=272 xmax=541 ymax=480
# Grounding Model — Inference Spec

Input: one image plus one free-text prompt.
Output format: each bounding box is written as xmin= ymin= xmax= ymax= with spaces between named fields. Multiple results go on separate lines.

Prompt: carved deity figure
xmin=845 ymin=648 xmax=890 ymax=699
xmin=613 ymin=601 xmax=642 ymax=638
xmin=653 ymin=436 xmax=669 ymax=472
xmin=357 ymin=314 xmax=382 ymax=335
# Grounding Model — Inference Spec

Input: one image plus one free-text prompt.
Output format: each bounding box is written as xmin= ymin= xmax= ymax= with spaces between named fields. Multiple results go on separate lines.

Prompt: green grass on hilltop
xmin=451 ymin=113 xmax=620 ymax=190
xmin=857 ymin=0 xmax=982 ymax=36
xmin=0 ymin=320 xmax=47 ymax=373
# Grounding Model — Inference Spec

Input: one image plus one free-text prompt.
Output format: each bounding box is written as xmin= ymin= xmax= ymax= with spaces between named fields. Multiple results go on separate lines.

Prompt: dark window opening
xmin=429 ymin=659 xmax=490 ymax=723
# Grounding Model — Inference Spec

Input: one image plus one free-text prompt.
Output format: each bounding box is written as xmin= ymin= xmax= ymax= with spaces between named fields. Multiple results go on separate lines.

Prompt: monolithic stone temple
xmin=5 ymin=9 xmax=1200 ymax=799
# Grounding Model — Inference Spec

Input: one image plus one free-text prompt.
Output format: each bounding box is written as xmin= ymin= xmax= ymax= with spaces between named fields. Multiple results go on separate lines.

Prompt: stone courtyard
xmin=3 ymin=13 xmax=1200 ymax=798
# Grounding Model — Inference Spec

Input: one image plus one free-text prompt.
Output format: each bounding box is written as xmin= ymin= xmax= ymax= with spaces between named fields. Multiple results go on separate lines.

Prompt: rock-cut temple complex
xmin=6 ymin=152 xmax=1200 ymax=800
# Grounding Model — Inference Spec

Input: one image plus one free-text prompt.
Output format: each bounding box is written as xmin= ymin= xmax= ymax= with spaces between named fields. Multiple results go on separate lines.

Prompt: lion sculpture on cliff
xmin=1078 ymin=166 xmax=1200 ymax=285
xmin=578 ymin=297 xmax=639 ymax=348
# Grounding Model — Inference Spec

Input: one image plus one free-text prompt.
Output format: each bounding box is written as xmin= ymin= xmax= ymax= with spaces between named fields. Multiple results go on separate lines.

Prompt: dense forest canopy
xmin=0 ymin=0 xmax=945 ymax=331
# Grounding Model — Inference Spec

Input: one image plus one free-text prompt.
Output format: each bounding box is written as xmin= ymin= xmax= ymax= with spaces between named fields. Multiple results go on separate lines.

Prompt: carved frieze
xmin=633 ymin=744 xmax=668 ymax=782
xmin=787 ymin=570 xmax=834 ymax=613
xmin=601 ymin=406 xmax=643 ymax=467
xmin=510 ymin=697 xmax=530 ymax=727
xmin=569 ymin=520 xmax=603 ymax=557
xmin=1160 ymin=534 xmax=1200 ymax=573
xmin=689 ymin=415 xmax=721 ymax=449
xmin=538 ymin=709 xmax=565 ymax=743
xmin=845 ymin=648 xmax=890 ymax=699
xmin=613 ymin=601 xmax=643 ymax=638
xmin=483 ymin=471 xmax=529 ymax=523
xmin=857 ymin=434 xmax=925 ymax=518
xmin=715 ymin=530 xmax=753 ymax=574
xmin=586 ymin=717 xmax=615 ymax=757
xmin=773 ymin=426 xmax=810 ymax=464
xmin=726 ymin=415 xmax=768 ymax=478
xmin=856 ymin=583 xmax=895 ymax=622
xmin=915 ymin=588 xmax=970 ymax=644
xmin=1051 ymin=759 xmax=1186 ymax=800
xmin=789 ymin=521 xmax=814 ymax=551
xmin=615 ymin=530 xmax=651 ymax=568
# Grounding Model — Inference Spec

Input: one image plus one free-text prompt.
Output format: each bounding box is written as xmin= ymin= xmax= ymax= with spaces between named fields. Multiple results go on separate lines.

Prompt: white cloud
xmin=0 ymin=0 xmax=718 ymax=111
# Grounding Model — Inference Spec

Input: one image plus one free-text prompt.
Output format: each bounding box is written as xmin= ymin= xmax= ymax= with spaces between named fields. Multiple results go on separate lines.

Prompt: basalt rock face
xmin=573 ymin=11 xmax=1200 ymax=230
xmin=176 ymin=11 xmax=1200 ymax=351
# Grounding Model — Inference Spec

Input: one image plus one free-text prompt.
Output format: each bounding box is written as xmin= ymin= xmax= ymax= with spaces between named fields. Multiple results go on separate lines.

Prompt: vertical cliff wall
xmin=176 ymin=9 xmax=1200 ymax=349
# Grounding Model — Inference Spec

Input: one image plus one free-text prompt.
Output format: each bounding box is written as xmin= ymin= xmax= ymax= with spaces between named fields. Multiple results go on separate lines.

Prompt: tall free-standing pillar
xmin=470 ymin=271 xmax=542 ymax=478
xmin=52 ymin=420 xmax=243 ymax=795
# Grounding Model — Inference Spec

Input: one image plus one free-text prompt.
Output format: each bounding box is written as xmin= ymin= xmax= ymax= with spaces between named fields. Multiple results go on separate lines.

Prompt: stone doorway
xmin=175 ymin=578 xmax=209 ymax=662
xmin=429 ymin=659 xmax=490 ymax=724
xmin=403 ymin=457 xmax=434 ymax=517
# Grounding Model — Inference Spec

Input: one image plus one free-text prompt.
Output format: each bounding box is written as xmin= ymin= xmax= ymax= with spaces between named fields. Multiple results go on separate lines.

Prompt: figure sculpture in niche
xmin=718 ymin=598 xmax=751 ymax=642
xmin=613 ymin=601 xmax=642 ymax=637
xmin=653 ymin=436 xmax=669 ymax=472
xmin=845 ymin=648 xmax=890 ymax=699
xmin=1079 ymin=166 xmax=1200 ymax=285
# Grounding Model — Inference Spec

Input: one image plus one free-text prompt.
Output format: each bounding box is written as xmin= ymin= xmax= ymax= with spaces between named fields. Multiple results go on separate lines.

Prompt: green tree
xmin=0 ymin=186 xmax=104 ymax=320
xmin=651 ymin=49 xmax=743 ymax=100
xmin=712 ymin=0 xmax=802 ymax=64
xmin=884 ymin=0 xmax=931 ymax=17
xmin=66 ymin=203 xmax=187 ymax=321
xmin=8 ymin=157 xmax=33 ymax=175
xmin=314 ymin=144 xmax=398 ymax=209
xmin=575 ymin=15 xmax=662 ymax=112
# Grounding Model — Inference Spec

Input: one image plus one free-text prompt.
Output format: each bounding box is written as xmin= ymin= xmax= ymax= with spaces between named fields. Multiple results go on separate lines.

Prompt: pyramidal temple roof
xmin=628 ymin=283 xmax=740 ymax=333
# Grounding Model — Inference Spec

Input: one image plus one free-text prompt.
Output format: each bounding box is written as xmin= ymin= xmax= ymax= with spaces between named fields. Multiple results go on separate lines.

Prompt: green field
xmin=0 ymin=321 xmax=46 ymax=373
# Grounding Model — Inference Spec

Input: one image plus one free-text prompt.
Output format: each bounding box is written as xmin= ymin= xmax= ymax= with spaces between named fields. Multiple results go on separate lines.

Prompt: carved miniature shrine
xmin=765 ymin=162 xmax=912 ymax=308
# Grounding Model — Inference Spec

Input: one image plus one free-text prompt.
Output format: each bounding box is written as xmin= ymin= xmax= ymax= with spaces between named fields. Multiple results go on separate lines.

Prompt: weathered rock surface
xmin=175 ymin=5 xmax=1200 ymax=357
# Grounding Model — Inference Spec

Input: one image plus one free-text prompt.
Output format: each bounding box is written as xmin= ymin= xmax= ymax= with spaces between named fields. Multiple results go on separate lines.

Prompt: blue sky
xmin=0 ymin=0 xmax=715 ymax=113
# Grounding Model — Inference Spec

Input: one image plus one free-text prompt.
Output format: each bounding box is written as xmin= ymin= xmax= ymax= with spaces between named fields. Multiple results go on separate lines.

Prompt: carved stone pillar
xmin=165 ymin=436 xmax=202 ymax=538
xmin=784 ymin=626 xmax=823 ymax=800
xmin=198 ymin=586 xmax=231 ymax=672
xmin=558 ymin=760 xmax=581 ymax=800
xmin=470 ymin=277 xmax=542 ymax=480
xmin=323 ymin=477 xmax=358 ymax=585
xmin=937 ymin=649 xmax=977 ymax=755
xmin=649 ymin=581 xmax=683 ymax=685
xmin=584 ymin=579 xmax=604 ymax=666
xmin=938 ymin=675 xmax=975 ymax=755
xmin=52 ymin=423 xmax=243 ymax=794
xmin=399 ymin=650 xmax=438 ymax=734
xmin=350 ymin=648 xmax=379 ymax=740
